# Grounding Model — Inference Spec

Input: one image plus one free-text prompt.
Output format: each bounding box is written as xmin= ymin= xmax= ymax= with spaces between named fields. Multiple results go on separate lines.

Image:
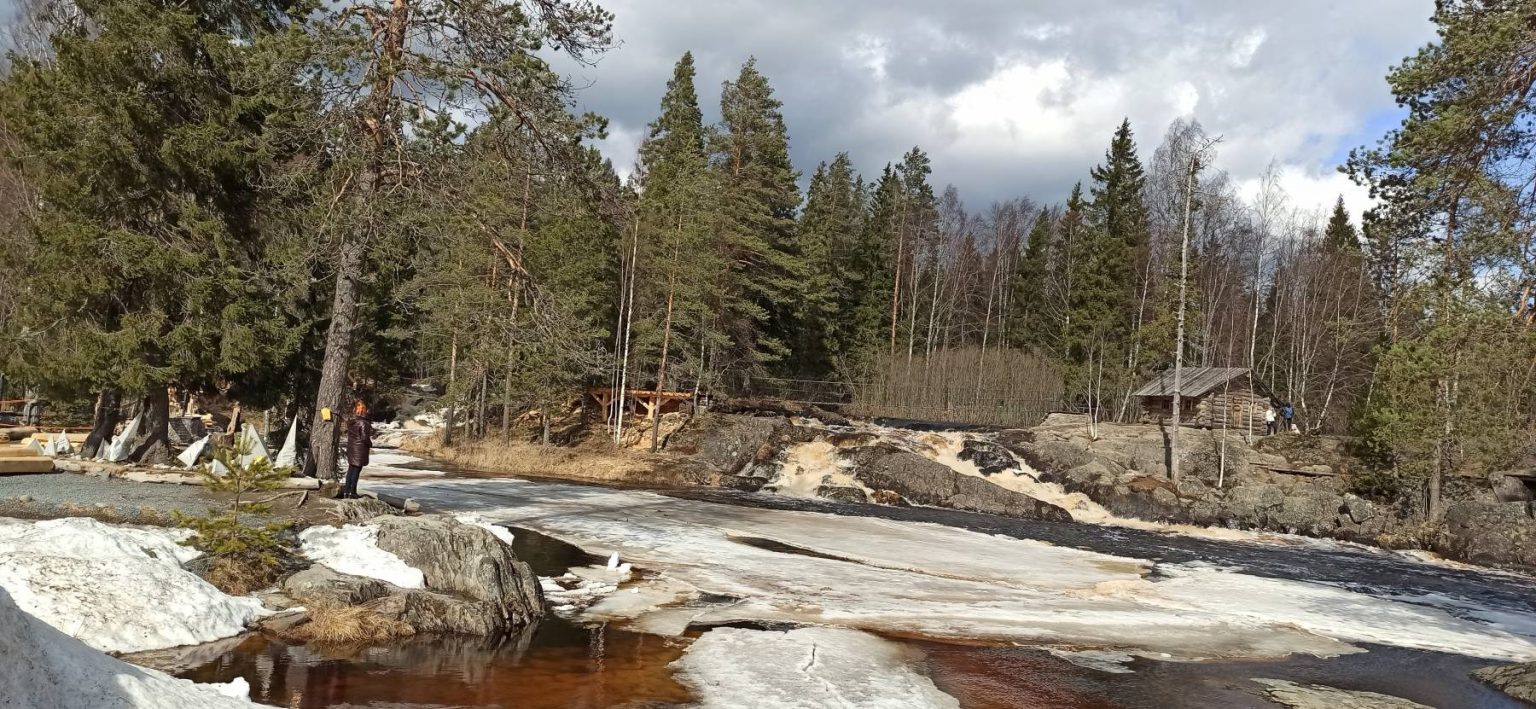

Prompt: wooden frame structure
xmin=588 ymin=387 xmax=694 ymax=420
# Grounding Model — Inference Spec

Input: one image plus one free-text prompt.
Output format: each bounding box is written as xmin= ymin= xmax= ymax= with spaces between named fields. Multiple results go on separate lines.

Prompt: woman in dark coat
xmin=342 ymin=400 xmax=373 ymax=499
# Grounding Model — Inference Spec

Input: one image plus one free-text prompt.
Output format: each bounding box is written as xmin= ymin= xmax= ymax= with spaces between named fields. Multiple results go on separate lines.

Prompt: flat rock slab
xmin=1253 ymin=679 xmax=1430 ymax=709
xmin=1473 ymin=661 xmax=1536 ymax=703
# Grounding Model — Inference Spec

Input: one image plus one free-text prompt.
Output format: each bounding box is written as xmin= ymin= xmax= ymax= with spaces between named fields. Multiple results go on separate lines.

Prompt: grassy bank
xmin=401 ymin=435 xmax=719 ymax=488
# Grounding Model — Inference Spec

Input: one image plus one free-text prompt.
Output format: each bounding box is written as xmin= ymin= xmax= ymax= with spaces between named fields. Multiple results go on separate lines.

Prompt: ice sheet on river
xmin=371 ymin=476 xmax=1536 ymax=662
xmin=675 ymin=626 xmax=959 ymax=708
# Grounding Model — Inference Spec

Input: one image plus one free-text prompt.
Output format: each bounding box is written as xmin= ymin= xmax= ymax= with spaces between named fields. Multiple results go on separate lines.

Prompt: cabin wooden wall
xmin=1139 ymin=386 xmax=1270 ymax=434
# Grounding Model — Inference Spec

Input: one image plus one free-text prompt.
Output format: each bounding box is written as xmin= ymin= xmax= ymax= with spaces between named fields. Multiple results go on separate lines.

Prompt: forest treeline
xmin=1 ymin=0 xmax=1534 ymax=514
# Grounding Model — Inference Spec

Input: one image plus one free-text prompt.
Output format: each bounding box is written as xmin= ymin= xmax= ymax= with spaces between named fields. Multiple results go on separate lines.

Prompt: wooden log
xmin=119 ymin=471 xmax=321 ymax=489
xmin=0 ymin=446 xmax=46 ymax=458
xmin=29 ymin=432 xmax=89 ymax=444
xmin=0 ymin=458 xmax=55 ymax=474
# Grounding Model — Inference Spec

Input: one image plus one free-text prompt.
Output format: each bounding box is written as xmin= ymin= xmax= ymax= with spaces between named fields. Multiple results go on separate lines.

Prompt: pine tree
xmin=1323 ymin=196 xmax=1359 ymax=251
xmin=1344 ymin=1 xmax=1536 ymax=517
xmin=301 ymin=0 xmax=612 ymax=477
xmin=632 ymin=52 xmax=720 ymax=414
xmin=713 ymin=58 xmax=803 ymax=378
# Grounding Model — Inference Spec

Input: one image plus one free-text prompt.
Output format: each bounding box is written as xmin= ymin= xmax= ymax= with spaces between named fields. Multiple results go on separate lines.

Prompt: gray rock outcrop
xmin=1473 ymin=661 xmax=1536 ymax=703
xmin=1435 ymin=502 xmax=1536 ymax=568
xmin=958 ymin=440 xmax=1017 ymax=476
xmin=285 ymin=515 xmax=546 ymax=637
xmin=373 ymin=516 xmax=545 ymax=630
xmin=843 ymin=444 xmax=1072 ymax=522
xmin=283 ymin=565 xmax=392 ymax=606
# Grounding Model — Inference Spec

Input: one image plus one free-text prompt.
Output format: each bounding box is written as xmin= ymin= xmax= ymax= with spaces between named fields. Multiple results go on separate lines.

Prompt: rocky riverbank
xmin=649 ymin=407 xmax=1536 ymax=572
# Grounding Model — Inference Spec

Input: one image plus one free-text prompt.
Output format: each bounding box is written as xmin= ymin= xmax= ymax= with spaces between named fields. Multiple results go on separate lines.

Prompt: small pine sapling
xmin=174 ymin=438 xmax=297 ymax=594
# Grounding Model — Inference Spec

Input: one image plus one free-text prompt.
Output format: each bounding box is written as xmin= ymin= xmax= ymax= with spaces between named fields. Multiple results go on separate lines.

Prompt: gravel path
xmin=0 ymin=473 xmax=219 ymax=523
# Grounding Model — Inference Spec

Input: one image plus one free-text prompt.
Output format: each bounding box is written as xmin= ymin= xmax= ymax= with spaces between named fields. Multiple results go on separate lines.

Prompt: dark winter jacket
xmin=345 ymin=416 xmax=372 ymax=467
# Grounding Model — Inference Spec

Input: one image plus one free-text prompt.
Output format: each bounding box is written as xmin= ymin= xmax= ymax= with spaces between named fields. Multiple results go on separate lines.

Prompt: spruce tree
xmin=1323 ymin=196 xmax=1359 ymax=251
xmin=1066 ymin=120 xmax=1149 ymax=408
xmin=795 ymin=153 xmax=864 ymax=377
xmin=1009 ymin=208 xmax=1054 ymax=350
xmin=0 ymin=0 xmax=310 ymax=462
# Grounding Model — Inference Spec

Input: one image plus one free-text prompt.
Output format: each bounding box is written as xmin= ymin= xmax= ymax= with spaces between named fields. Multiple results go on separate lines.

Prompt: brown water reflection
xmin=179 ymin=620 xmax=692 ymax=709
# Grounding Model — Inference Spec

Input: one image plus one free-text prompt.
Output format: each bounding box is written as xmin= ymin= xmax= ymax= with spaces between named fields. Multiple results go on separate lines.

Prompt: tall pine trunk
xmin=650 ymin=237 xmax=680 ymax=454
xmin=306 ymin=233 xmax=364 ymax=479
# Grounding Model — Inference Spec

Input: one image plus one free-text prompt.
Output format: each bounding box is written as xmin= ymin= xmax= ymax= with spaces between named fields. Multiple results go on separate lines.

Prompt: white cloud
xmin=560 ymin=0 xmax=1437 ymax=208
xmin=1235 ymin=166 xmax=1374 ymax=228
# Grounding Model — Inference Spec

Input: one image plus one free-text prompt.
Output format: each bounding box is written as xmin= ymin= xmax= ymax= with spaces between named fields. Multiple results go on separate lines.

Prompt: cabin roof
xmin=1132 ymin=367 xmax=1254 ymax=399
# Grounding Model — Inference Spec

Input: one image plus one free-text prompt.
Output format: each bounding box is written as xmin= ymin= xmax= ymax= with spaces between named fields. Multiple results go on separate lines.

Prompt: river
xmin=178 ymin=441 xmax=1536 ymax=708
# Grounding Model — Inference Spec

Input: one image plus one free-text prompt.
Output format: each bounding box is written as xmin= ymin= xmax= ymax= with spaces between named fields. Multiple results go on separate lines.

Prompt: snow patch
xmin=0 ymin=586 xmax=259 ymax=708
xmin=0 ymin=518 xmax=268 ymax=653
xmin=674 ymin=626 xmax=959 ymax=709
xmin=297 ymin=524 xmax=424 ymax=589
xmin=453 ymin=513 xmax=515 ymax=545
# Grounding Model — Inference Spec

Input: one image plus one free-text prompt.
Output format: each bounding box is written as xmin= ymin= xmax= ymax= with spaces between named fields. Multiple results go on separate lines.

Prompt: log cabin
xmin=1133 ymin=367 xmax=1274 ymax=434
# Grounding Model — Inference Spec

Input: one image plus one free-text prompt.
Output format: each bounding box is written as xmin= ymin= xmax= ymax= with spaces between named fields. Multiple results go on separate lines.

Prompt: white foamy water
xmin=761 ymin=440 xmax=873 ymax=500
xmin=778 ymin=421 xmax=1313 ymax=545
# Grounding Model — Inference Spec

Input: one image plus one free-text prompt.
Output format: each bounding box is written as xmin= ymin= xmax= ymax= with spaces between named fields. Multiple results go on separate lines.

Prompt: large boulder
xmin=665 ymin=414 xmax=781 ymax=475
xmin=372 ymin=516 xmax=545 ymax=630
xmin=1473 ymin=661 xmax=1536 ymax=703
xmin=1435 ymin=501 xmax=1536 ymax=569
xmin=283 ymin=565 xmax=392 ymax=606
xmin=1223 ymin=483 xmax=1286 ymax=528
xmin=1269 ymin=489 xmax=1344 ymax=536
xmin=958 ymin=440 xmax=1018 ymax=476
xmin=843 ymin=444 xmax=1072 ymax=522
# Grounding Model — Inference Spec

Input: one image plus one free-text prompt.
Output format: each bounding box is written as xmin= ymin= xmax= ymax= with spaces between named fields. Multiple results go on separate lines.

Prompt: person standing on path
xmin=1264 ymin=406 xmax=1277 ymax=436
xmin=1280 ymin=403 xmax=1295 ymax=433
xmin=342 ymin=400 xmax=373 ymax=499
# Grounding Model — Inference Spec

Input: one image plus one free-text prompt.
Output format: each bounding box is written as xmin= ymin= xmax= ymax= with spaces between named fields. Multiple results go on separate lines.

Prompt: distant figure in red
xmin=342 ymin=400 xmax=372 ymax=500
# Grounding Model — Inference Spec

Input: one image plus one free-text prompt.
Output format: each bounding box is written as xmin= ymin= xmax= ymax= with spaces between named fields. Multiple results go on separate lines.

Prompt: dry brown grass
xmin=205 ymin=557 xmax=274 ymax=596
xmin=419 ymin=437 xmax=682 ymax=485
xmin=282 ymin=600 xmax=415 ymax=645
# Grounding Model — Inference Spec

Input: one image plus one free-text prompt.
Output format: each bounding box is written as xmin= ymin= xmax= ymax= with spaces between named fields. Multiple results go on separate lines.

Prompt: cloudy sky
xmin=556 ymin=0 xmax=1438 ymax=222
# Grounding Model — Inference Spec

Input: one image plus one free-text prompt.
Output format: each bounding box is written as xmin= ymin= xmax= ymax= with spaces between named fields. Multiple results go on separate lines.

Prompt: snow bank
xmin=297 ymin=524 xmax=424 ymax=589
xmin=0 ymin=586 xmax=258 ymax=708
xmin=0 ymin=518 xmax=268 ymax=653
xmin=674 ymin=626 xmax=959 ymax=709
